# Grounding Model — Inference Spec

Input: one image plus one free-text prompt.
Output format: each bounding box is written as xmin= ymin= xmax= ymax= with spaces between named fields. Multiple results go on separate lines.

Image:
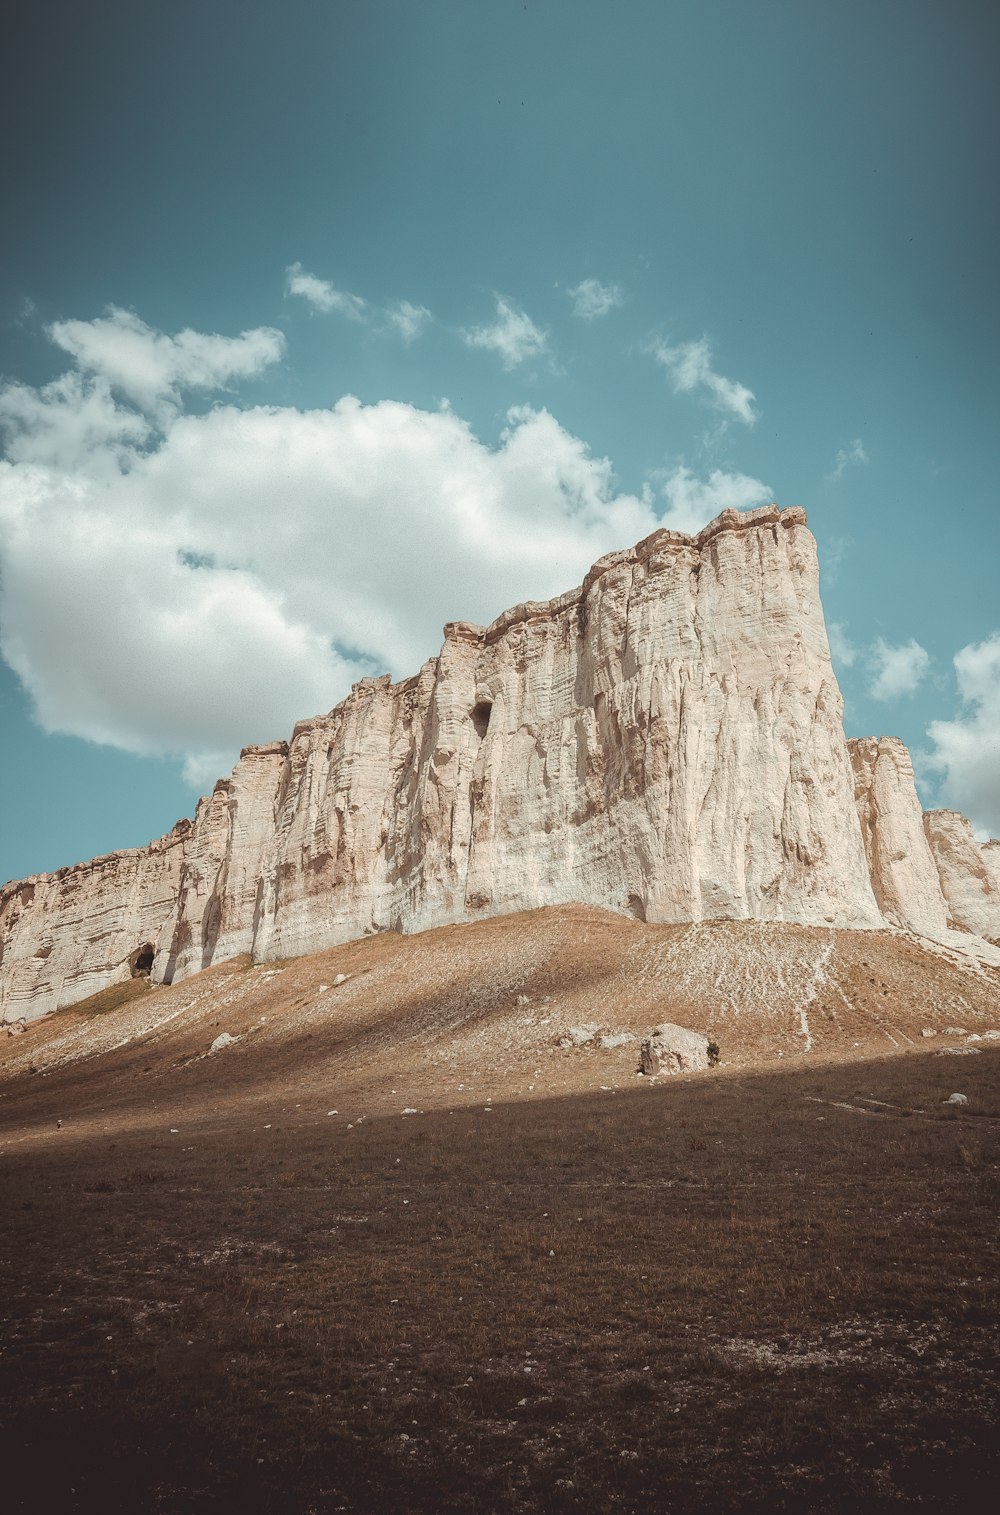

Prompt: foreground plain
xmin=2 ymin=908 xmax=999 ymax=1511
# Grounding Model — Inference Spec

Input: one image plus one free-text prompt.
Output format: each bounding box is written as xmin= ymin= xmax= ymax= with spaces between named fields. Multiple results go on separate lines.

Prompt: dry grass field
xmin=2 ymin=907 xmax=999 ymax=1512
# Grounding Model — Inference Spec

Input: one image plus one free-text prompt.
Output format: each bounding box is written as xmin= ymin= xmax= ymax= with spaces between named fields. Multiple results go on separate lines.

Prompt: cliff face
xmin=923 ymin=810 xmax=1000 ymax=943
xmin=849 ymin=737 xmax=950 ymax=938
xmin=2 ymin=504 xmax=995 ymax=1026
xmin=158 ymin=503 xmax=881 ymax=977
xmin=0 ymin=824 xmax=189 ymax=1023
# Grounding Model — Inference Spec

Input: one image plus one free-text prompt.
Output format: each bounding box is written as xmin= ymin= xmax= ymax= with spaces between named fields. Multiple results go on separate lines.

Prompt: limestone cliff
xmin=923 ymin=810 xmax=1000 ymax=942
xmin=2 ymin=504 xmax=994 ymax=1025
xmin=849 ymin=736 xmax=950 ymax=938
xmin=0 ymin=824 xmax=189 ymax=1022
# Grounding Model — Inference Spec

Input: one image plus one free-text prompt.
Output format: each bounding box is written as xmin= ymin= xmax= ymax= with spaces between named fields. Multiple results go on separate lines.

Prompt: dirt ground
xmin=2 ymin=908 xmax=999 ymax=1511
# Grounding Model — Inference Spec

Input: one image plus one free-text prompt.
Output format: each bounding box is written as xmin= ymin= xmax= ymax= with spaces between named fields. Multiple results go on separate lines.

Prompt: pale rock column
xmin=848 ymin=736 xmax=949 ymax=937
xmin=923 ymin=810 xmax=1000 ymax=941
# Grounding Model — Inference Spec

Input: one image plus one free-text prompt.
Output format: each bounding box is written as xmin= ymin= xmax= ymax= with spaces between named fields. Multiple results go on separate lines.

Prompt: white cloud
xmin=285 ymin=262 xmax=367 ymax=320
xmin=0 ymin=318 xmax=691 ymax=786
xmin=462 ymin=297 xmax=549 ymax=369
xmin=657 ymin=465 xmax=772 ymax=535
xmin=567 ymin=279 xmax=624 ymax=320
xmin=386 ymin=300 xmax=432 ymax=343
xmin=868 ymin=637 xmax=930 ymax=700
xmin=828 ymin=438 xmax=868 ymax=481
xmin=926 ymin=633 xmax=1000 ymax=836
xmin=47 ymin=308 xmax=284 ymax=414
xmin=649 ymin=336 xmax=757 ymax=425
xmin=827 ymin=621 xmax=857 ymax=668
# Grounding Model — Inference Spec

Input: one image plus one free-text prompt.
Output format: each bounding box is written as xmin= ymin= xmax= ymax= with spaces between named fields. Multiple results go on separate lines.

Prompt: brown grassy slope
xmin=2 ymin=907 xmax=999 ymax=1140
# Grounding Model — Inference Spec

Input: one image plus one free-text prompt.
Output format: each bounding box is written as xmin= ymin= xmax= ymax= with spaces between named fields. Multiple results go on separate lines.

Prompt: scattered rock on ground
xmin=557 ymin=1024 xmax=599 ymax=1048
xmin=944 ymin=1092 xmax=968 ymax=1105
xmin=209 ymin=1032 xmax=237 ymax=1053
xmin=640 ymin=1024 xmax=712 ymax=1076
xmin=333 ymin=973 xmax=350 ymax=987
xmin=921 ymin=1028 xmax=937 ymax=1038
xmin=597 ymin=1031 xmax=636 ymax=1049
xmin=943 ymin=1026 xmax=968 ymax=1036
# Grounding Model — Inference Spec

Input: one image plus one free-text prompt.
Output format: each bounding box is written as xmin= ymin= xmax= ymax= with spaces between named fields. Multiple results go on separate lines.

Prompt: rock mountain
xmin=3 ymin=504 xmax=999 ymax=1025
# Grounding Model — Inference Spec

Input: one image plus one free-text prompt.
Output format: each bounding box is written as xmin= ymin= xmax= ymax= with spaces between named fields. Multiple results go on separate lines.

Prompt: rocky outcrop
xmin=7 ymin=502 xmax=997 ymax=1026
xmin=923 ymin=811 xmax=1000 ymax=942
xmin=849 ymin=737 xmax=949 ymax=938
xmin=640 ymin=1024 xmax=713 ymax=1075
xmin=0 ymin=823 xmax=189 ymax=1023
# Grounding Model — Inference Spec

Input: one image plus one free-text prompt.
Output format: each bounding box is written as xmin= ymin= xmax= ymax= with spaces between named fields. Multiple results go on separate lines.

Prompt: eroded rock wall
xmin=2 ymin=504 xmax=907 ymax=1020
xmin=849 ymin=736 xmax=950 ymax=938
xmin=923 ymin=810 xmax=1000 ymax=942
xmin=159 ymin=504 xmax=882 ymax=981
xmin=0 ymin=824 xmax=189 ymax=1023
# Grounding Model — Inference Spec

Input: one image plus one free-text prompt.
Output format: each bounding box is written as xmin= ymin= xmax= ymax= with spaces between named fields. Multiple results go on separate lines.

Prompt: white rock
xmin=921 ymin=1028 xmax=938 ymax=1038
xmin=942 ymin=1027 xmax=968 ymax=1036
xmin=923 ymin=811 xmax=1000 ymax=942
xmin=209 ymin=1032 xmax=237 ymax=1052
xmin=558 ymin=1024 xmax=600 ymax=1048
xmin=944 ymin=1093 xmax=968 ymax=1105
xmin=0 ymin=505 xmax=937 ymax=1023
xmin=850 ymin=737 xmax=950 ymax=938
xmin=333 ymin=973 xmax=350 ymax=986
xmin=597 ymin=1031 xmax=636 ymax=1049
xmin=640 ymin=1024 xmax=712 ymax=1076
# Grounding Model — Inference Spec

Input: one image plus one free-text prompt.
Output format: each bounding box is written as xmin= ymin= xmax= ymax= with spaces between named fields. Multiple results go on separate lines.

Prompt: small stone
xmin=210 ymin=1032 xmax=236 ymax=1053
xmin=921 ymin=1028 xmax=937 ymax=1038
xmin=944 ymin=1092 xmax=968 ymax=1105
xmin=333 ymin=973 xmax=350 ymax=986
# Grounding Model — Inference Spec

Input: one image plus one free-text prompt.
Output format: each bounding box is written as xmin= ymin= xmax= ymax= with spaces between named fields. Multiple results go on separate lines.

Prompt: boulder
xmin=640 ymin=1024 xmax=712 ymax=1076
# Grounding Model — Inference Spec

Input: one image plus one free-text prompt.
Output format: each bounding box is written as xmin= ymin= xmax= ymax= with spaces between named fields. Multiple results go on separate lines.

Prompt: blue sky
xmin=1 ymin=0 xmax=998 ymax=884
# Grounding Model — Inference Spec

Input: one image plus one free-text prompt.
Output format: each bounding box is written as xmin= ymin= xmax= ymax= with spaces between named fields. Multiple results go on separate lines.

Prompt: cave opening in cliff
xmin=471 ymin=701 xmax=493 ymax=740
xmin=130 ymin=944 xmax=155 ymax=978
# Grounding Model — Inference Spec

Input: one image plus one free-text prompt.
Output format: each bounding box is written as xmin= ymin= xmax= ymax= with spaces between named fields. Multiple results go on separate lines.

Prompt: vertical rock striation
xmin=923 ymin=810 xmax=1000 ymax=942
xmin=4 ymin=503 xmax=997 ymax=1025
xmin=0 ymin=824 xmax=189 ymax=1023
xmin=848 ymin=736 xmax=950 ymax=938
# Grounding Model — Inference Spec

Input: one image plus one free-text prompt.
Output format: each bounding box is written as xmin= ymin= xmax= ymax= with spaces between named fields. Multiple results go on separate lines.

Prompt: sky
xmin=1 ymin=0 xmax=999 ymax=885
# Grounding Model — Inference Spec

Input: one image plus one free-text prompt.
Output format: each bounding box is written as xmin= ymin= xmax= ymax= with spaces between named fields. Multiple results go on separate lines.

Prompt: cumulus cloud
xmin=2 ymin=317 xmax=709 ymax=784
xmin=926 ymin=633 xmax=1000 ymax=836
xmin=649 ymin=336 xmax=757 ymax=425
xmin=48 ymin=308 xmax=284 ymax=413
xmin=285 ymin=262 xmax=367 ymax=320
xmin=868 ymin=637 xmax=930 ymax=700
xmin=462 ymin=297 xmax=548 ymax=369
xmin=567 ymin=279 xmax=624 ymax=320
xmin=386 ymin=300 xmax=432 ymax=343
xmin=827 ymin=438 xmax=868 ymax=481
xmin=657 ymin=465 xmax=772 ymax=535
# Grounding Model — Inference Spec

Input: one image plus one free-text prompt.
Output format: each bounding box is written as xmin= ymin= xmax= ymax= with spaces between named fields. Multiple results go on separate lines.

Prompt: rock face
xmin=849 ymin=737 xmax=950 ymax=938
xmin=923 ymin=811 xmax=1000 ymax=942
xmin=2 ymin=503 xmax=997 ymax=1026
xmin=0 ymin=824 xmax=189 ymax=1023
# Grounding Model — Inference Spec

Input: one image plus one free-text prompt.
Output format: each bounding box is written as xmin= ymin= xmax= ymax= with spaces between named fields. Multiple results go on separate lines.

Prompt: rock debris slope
xmin=2 ymin=504 xmax=997 ymax=1025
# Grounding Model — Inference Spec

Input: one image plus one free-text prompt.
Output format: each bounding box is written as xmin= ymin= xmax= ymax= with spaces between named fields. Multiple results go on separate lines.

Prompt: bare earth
xmin=2 ymin=906 xmax=999 ymax=1512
